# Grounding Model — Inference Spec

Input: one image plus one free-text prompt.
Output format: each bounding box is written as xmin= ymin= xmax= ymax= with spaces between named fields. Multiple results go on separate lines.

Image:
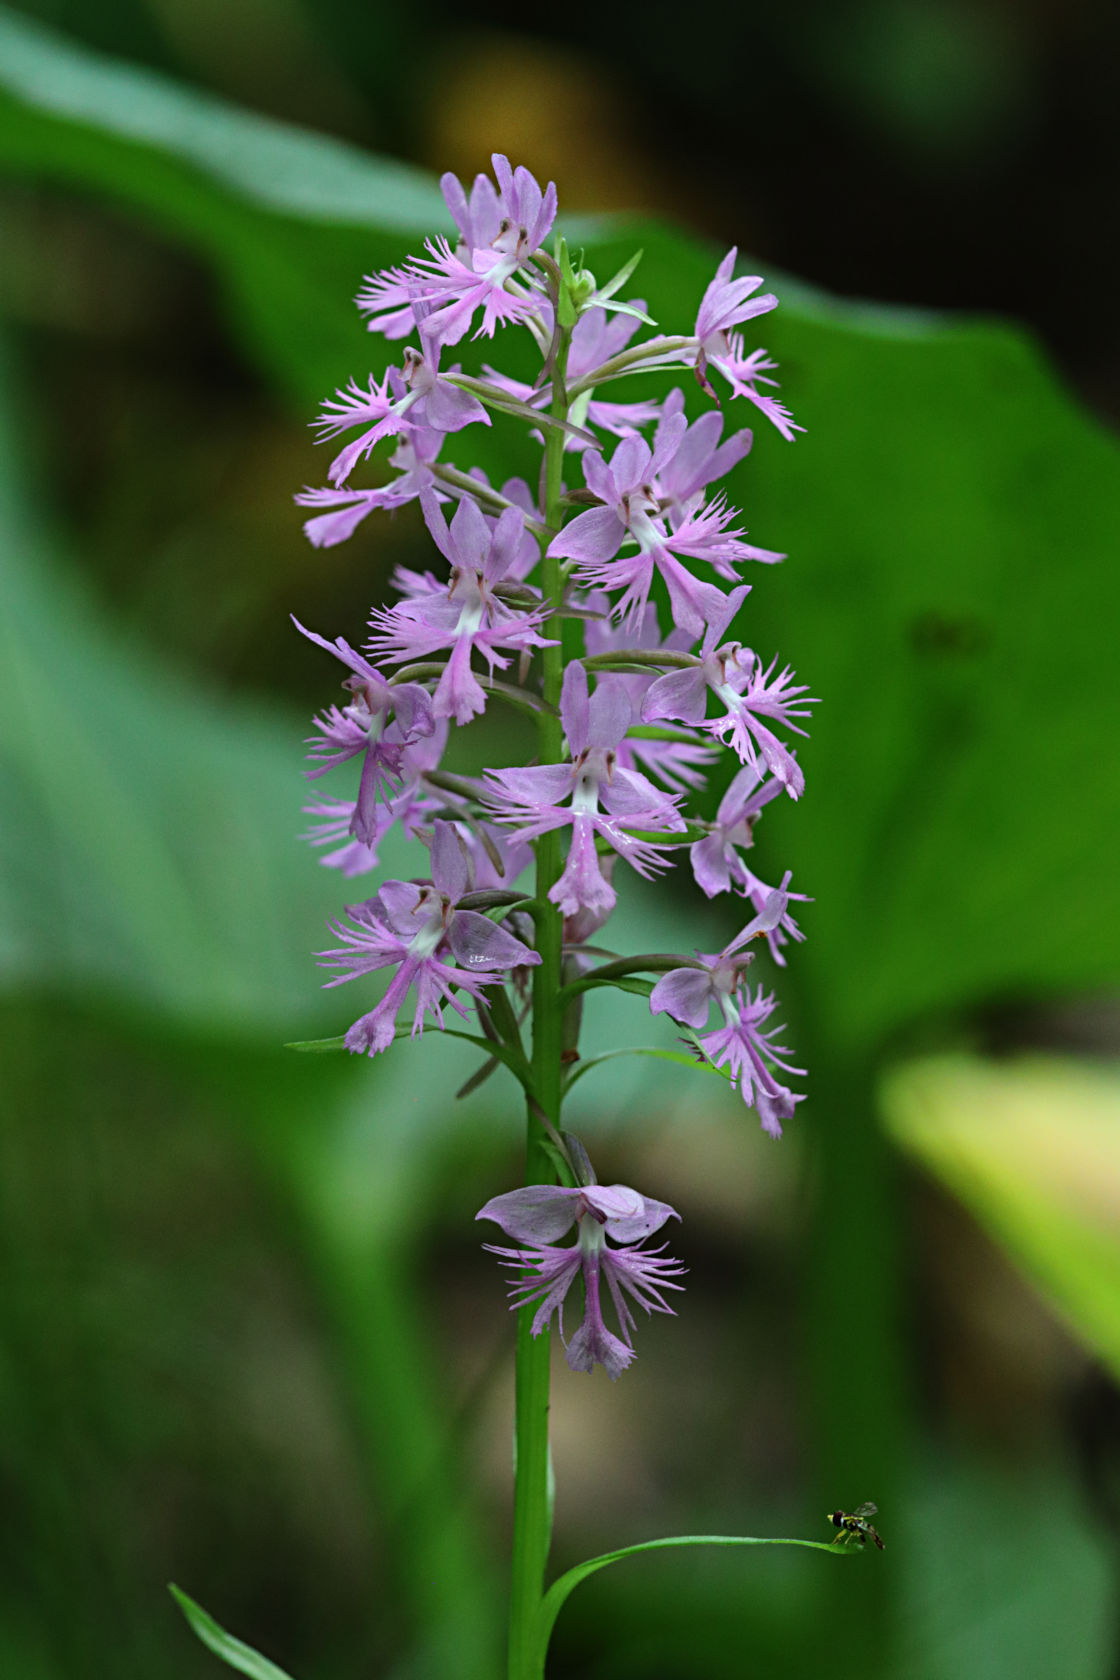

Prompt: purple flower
xmin=689 ymin=764 xmax=810 ymax=963
xmin=302 ymin=720 xmax=449 ymax=876
xmin=295 ymin=429 xmax=447 ymax=549
xmin=366 ymin=492 xmax=553 ymax=725
xmin=358 ymin=156 xmax=556 ymax=348
xmin=694 ymin=249 xmax=775 ymax=381
xmin=654 ymin=387 xmax=754 ymax=521
xmin=484 ymin=662 xmax=685 ymax=919
xmin=295 ymin=619 xmax=436 ymax=845
xmin=583 ymin=594 xmax=715 ymax=793
xmin=319 ymin=820 xmax=541 ymax=1055
xmin=649 ymin=889 xmax=805 ymax=1135
xmin=696 ymin=249 xmax=778 ymax=343
xmin=640 ymin=590 xmax=814 ymax=798
xmin=549 ymin=423 xmax=749 ymax=638
xmin=313 ymin=318 xmax=489 ymax=488
xmin=478 ymin=1182 xmax=684 ymax=1379
xmin=444 ymin=155 xmax=558 ymax=263
xmin=713 ymin=347 xmax=804 ymax=443
xmin=689 ymin=763 xmax=783 ymax=898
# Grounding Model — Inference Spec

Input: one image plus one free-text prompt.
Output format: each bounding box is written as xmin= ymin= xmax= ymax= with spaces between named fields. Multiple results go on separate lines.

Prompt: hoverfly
xmin=827 ymin=1501 xmax=885 ymax=1550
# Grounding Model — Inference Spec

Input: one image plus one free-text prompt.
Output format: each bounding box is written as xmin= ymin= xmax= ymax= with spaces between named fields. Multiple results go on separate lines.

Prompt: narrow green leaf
xmin=484 ymin=897 xmax=539 ymax=925
xmin=485 ymin=985 xmax=528 ymax=1058
xmin=592 ymin=248 xmax=644 ymax=303
xmin=564 ymin=1044 xmax=729 ymax=1094
xmin=559 ymin=974 xmax=655 ymax=1009
xmin=597 ymin=299 xmax=657 ymax=325
xmin=611 ymin=824 xmax=709 ymax=845
xmin=441 ymin=1028 xmax=535 ymax=1094
xmin=455 ymin=1055 xmax=502 ymax=1100
xmin=169 ymin=1585 xmax=296 ymax=1680
xmin=528 ymin=1534 xmax=855 ymax=1672
xmin=557 ymin=954 xmax=687 ymax=1010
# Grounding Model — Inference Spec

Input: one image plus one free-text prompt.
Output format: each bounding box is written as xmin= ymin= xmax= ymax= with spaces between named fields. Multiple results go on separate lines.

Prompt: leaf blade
xmin=169 ymin=1586 xmax=296 ymax=1680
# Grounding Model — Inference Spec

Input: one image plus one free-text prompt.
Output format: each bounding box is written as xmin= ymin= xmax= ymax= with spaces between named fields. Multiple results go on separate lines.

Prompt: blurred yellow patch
xmin=883 ymin=1054 xmax=1120 ymax=1383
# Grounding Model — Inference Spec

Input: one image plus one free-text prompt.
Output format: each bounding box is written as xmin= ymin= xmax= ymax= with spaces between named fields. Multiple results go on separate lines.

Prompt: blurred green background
xmin=2 ymin=2 xmax=1119 ymax=1677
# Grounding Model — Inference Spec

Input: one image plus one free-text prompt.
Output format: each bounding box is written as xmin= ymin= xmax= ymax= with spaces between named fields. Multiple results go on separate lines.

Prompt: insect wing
xmin=853 ymin=1502 xmax=878 ymax=1519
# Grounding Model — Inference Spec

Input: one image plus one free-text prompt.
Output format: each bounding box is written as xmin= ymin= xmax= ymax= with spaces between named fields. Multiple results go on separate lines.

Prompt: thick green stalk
xmin=507 ymin=326 xmax=572 ymax=1680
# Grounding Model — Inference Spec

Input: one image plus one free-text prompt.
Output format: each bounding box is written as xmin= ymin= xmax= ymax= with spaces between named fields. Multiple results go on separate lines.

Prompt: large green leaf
xmin=0 ymin=325 xmax=344 ymax=1033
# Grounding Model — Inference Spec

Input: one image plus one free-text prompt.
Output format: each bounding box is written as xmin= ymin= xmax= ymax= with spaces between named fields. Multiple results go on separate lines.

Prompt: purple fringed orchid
xmin=583 ymin=595 xmax=715 ymax=793
xmin=549 ymin=422 xmax=751 ymax=639
xmin=296 ymin=619 xmax=436 ymax=846
xmin=313 ymin=313 xmax=489 ymax=488
xmin=690 ymin=764 xmax=810 ymax=964
xmin=653 ymin=388 xmax=756 ymax=525
xmin=719 ymin=348 xmax=804 ymax=443
xmin=295 ymin=429 xmax=447 ymax=549
xmin=357 ymin=156 xmax=556 ymax=348
xmin=641 ymin=589 xmax=814 ymax=798
xmin=650 ymin=888 xmax=805 ymax=1135
xmin=366 ymin=492 xmax=553 ymax=725
xmin=302 ymin=719 xmax=449 ymax=877
xmin=484 ymin=662 xmax=685 ymax=920
xmin=694 ymin=249 xmax=776 ymax=390
xmin=319 ymin=820 xmax=541 ymax=1055
xmin=478 ymin=1182 xmax=684 ymax=1379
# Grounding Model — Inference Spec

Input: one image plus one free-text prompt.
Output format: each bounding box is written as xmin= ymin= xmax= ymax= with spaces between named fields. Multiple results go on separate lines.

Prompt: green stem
xmin=508 ymin=322 xmax=572 ymax=1680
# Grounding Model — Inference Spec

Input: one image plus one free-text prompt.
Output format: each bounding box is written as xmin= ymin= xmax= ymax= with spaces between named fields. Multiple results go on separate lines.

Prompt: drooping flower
xmin=484 ymin=662 xmax=685 ymax=919
xmin=477 ymin=1181 xmax=684 ymax=1379
xmin=319 ymin=820 xmax=540 ymax=1055
xmin=649 ymin=888 xmax=804 ymax=1135
xmin=366 ymin=492 xmax=553 ymax=725
xmin=296 ymin=619 xmax=436 ymax=845
xmin=640 ymin=589 xmax=814 ymax=798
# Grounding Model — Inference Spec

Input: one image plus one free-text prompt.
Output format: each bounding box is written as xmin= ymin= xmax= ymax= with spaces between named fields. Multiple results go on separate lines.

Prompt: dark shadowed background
xmin=2 ymin=2 xmax=1119 ymax=1678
